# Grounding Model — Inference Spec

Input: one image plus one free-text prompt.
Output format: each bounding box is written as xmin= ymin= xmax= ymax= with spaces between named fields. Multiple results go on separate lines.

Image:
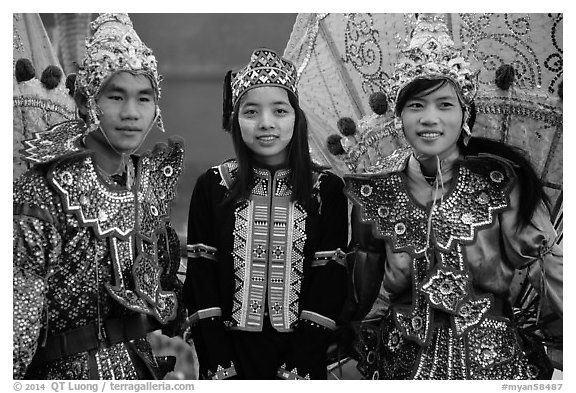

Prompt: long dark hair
xmin=396 ymin=78 xmax=550 ymax=227
xmin=226 ymin=89 xmax=315 ymax=207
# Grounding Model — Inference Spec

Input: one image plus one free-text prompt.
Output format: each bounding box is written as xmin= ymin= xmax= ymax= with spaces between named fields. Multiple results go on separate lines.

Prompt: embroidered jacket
xmin=184 ymin=160 xmax=348 ymax=379
xmin=13 ymin=121 xmax=185 ymax=379
xmin=345 ymin=152 xmax=562 ymax=379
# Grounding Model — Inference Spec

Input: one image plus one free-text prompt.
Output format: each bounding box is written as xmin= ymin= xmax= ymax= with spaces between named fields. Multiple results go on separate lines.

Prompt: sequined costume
xmin=183 ymin=160 xmax=348 ymax=379
xmin=345 ymin=151 xmax=562 ymax=379
xmin=13 ymin=120 xmax=185 ymax=379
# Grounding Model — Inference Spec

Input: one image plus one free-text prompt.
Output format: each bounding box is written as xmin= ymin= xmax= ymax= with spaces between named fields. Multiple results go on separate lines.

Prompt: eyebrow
xmin=241 ymin=100 xmax=291 ymax=107
xmin=434 ymin=95 xmax=459 ymax=100
xmin=105 ymin=84 xmax=155 ymax=95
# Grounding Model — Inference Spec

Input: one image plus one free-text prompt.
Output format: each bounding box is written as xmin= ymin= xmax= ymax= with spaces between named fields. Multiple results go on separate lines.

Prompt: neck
xmin=84 ymin=131 xmax=126 ymax=175
xmin=253 ymin=155 xmax=288 ymax=171
xmin=415 ymin=147 xmax=460 ymax=178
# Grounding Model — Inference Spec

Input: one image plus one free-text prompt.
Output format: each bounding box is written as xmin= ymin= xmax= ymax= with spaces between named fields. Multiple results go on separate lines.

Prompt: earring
xmin=155 ymin=107 xmax=166 ymax=133
xmin=462 ymin=107 xmax=472 ymax=146
xmin=394 ymin=117 xmax=403 ymax=131
xmin=462 ymin=129 xmax=472 ymax=146
xmin=87 ymin=97 xmax=100 ymax=133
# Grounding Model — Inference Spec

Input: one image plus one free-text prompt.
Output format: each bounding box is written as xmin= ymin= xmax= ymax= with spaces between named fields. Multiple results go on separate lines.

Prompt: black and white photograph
xmin=10 ymin=7 xmax=565 ymax=389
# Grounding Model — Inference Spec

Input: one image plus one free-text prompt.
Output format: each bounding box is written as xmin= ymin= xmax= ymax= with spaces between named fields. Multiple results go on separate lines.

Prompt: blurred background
xmin=38 ymin=13 xmax=298 ymax=247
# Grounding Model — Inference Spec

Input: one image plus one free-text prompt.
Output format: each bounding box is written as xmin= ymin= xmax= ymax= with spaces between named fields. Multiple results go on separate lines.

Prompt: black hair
xmin=226 ymin=89 xmax=316 ymax=208
xmin=396 ymin=78 xmax=550 ymax=227
xmin=73 ymin=89 xmax=89 ymax=122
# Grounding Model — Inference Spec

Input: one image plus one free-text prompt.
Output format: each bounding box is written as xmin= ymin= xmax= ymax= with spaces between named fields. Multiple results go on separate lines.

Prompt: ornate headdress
xmin=75 ymin=13 xmax=164 ymax=132
xmin=387 ymin=13 xmax=479 ymax=136
xmin=231 ymin=48 xmax=298 ymax=107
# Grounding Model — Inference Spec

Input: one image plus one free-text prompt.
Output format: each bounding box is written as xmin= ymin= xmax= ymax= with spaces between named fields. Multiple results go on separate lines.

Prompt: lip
xmin=417 ymin=131 xmax=443 ymax=139
xmin=116 ymin=127 xmax=142 ymax=132
xmin=256 ymin=134 xmax=279 ymax=143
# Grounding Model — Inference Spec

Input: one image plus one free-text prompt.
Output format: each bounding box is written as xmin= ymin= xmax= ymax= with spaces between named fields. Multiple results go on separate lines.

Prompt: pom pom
xmin=495 ymin=64 xmax=515 ymax=90
xmin=327 ymin=134 xmax=345 ymax=155
xmin=40 ymin=65 xmax=63 ymax=90
xmin=15 ymin=58 xmax=36 ymax=82
xmin=222 ymin=70 xmax=234 ymax=132
xmin=65 ymin=73 xmax=77 ymax=97
xmin=336 ymin=117 xmax=357 ymax=137
xmin=368 ymin=91 xmax=388 ymax=115
xmin=558 ymin=80 xmax=563 ymax=101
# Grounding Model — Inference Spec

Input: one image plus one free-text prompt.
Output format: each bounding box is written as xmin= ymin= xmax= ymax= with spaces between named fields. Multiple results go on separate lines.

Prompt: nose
xmin=258 ymin=110 xmax=275 ymax=129
xmin=120 ymin=98 xmax=139 ymax=120
xmin=419 ymin=106 xmax=439 ymax=125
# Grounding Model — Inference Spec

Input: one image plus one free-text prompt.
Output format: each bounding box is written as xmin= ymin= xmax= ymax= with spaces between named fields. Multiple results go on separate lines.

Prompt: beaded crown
xmin=231 ymin=48 xmax=298 ymax=106
xmin=387 ymin=14 xmax=479 ymax=113
xmin=75 ymin=13 xmax=164 ymax=132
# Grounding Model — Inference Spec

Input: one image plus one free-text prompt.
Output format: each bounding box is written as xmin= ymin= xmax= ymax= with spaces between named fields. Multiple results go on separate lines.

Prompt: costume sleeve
xmin=182 ymin=170 xmax=237 ymax=379
xmin=157 ymin=224 xmax=186 ymax=337
xmin=13 ymin=172 xmax=62 ymax=379
xmin=344 ymin=205 xmax=387 ymax=322
xmin=280 ymin=172 xmax=349 ymax=380
xmin=500 ymin=183 xmax=563 ymax=320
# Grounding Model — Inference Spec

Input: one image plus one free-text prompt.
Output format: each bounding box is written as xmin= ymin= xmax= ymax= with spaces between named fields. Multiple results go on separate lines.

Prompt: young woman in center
xmin=183 ymin=48 xmax=349 ymax=380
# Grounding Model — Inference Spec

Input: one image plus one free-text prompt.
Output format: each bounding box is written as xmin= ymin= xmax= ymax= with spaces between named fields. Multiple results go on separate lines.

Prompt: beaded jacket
xmin=183 ymin=160 xmax=348 ymax=379
xmin=344 ymin=151 xmax=562 ymax=379
xmin=13 ymin=120 xmax=185 ymax=379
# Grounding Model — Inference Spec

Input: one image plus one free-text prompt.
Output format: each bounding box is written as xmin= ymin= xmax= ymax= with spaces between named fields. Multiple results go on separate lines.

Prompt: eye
xmin=241 ymin=109 xmax=257 ymax=116
xmin=107 ymin=94 xmax=123 ymax=101
xmin=275 ymin=108 xmax=289 ymax=115
xmin=405 ymin=101 xmax=423 ymax=109
xmin=139 ymin=96 xmax=153 ymax=103
xmin=439 ymin=101 xmax=456 ymax=109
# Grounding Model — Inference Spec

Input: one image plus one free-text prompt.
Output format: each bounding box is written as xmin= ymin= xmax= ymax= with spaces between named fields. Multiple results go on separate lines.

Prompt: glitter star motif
xmin=273 ymin=246 xmax=285 ymax=259
xmin=253 ymin=244 xmax=266 ymax=258
xmin=421 ymin=268 xmax=469 ymax=313
xmin=250 ymin=300 xmax=262 ymax=313
xmin=272 ymin=302 xmax=283 ymax=315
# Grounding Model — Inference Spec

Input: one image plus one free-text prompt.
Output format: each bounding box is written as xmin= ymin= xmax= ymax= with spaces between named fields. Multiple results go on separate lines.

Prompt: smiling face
xmin=237 ymin=86 xmax=295 ymax=166
xmin=400 ymin=81 xmax=464 ymax=160
xmin=92 ymin=71 xmax=157 ymax=154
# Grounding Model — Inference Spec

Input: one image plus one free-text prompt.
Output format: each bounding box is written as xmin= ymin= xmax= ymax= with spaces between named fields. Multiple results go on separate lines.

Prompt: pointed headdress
xmin=387 ymin=14 xmax=479 ymax=137
xmin=75 ymin=13 xmax=165 ymax=132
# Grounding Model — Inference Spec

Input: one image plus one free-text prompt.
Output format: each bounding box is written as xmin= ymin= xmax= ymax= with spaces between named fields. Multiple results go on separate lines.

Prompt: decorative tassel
xmin=222 ymin=70 xmax=234 ymax=132
xmin=326 ymin=134 xmax=345 ymax=155
xmin=368 ymin=91 xmax=388 ymax=115
xmin=40 ymin=65 xmax=63 ymax=90
xmin=336 ymin=117 xmax=357 ymax=136
xmin=15 ymin=58 xmax=36 ymax=82
xmin=495 ymin=64 xmax=515 ymax=90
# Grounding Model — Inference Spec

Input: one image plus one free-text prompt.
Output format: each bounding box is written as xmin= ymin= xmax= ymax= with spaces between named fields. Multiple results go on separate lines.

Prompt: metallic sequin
xmin=13 ymin=135 xmax=184 ymax=379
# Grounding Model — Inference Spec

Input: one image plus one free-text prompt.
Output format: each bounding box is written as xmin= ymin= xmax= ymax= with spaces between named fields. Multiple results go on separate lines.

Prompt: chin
xmin=114 ymin=145 xmax=139 ymax=154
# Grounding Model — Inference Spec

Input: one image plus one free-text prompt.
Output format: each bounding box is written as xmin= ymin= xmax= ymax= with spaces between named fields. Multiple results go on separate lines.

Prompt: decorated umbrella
xmin=13 ymin=13 xmax=77 ymax=179
xmin=284 ymin=13 xmax=563 ymax=374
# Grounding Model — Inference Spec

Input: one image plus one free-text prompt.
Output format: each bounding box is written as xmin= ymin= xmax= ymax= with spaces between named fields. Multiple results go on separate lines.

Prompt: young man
xmin=13 ymin=13 xmax=185 ymax=380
